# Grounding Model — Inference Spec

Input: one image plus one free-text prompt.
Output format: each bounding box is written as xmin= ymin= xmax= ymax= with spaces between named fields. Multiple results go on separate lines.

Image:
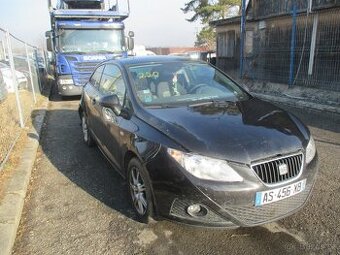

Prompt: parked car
xmin=0 ymin=70 xmax=8 ymax=102
xmin=79 ymin=56 xmax=318 ymax=227
xmin=0 ymin=62 xmax=28 ymax=92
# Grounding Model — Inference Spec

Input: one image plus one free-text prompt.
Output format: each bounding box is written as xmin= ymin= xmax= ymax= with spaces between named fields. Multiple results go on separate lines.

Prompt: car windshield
xmin=128 ymin=61 xmax=250 ymax=107
xmin=58 ymin=29 xmax=125 ymax=54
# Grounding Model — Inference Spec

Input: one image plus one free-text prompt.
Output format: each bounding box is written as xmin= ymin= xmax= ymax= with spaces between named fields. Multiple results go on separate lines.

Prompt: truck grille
xmin=224 ymin=183 xmax=312 ymax=226
xmin=73 ymin=61 xmax=99 ymax=73
xmin=252 ymin=153 xmax=303 ymax=185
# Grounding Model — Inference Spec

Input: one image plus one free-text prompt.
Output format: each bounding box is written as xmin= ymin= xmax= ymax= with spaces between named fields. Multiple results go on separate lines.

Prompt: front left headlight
xmin=306 ymin=136 xmax=316 ymax=164
xmin=167 ymin=148 xmax=243 ymax=182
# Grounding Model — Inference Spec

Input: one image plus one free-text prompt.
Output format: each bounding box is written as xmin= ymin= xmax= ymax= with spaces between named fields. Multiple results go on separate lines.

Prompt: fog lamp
xmin=187 ymin=204 xmax=207 ymax=217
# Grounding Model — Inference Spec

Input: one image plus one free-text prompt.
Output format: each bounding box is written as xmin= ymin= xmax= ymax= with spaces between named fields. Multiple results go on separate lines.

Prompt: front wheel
xmin=127 ymin=158 xmax=155 ymax=223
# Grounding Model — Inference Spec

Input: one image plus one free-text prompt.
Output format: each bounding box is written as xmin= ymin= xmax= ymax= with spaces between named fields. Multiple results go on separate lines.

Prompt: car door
xmin=95 ymin=64 xmax=128 ymax=169
xmin=83 ymin=64 xmax=104 ymax=141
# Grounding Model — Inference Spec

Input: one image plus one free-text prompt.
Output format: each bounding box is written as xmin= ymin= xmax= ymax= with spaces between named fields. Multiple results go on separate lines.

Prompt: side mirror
xmin=98 ymin=94 xmax=122 ymax=116
xmin=45 ymin=31 xmax=53 ymax=52
xmin=127 ymin=31 xmax=135 ymax=51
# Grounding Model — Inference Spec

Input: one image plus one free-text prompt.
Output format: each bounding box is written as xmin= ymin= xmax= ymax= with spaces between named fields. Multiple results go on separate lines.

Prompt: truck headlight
xmin=58 ymin=78 xmax=73 ymax=85
xmin=306 ymin=136 xmax=316 ymax=164
xmin=168 ymin=148 xmax=243 ymax=182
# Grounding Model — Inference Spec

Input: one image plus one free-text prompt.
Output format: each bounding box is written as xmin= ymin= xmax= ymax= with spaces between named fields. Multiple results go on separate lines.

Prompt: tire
xmin=127 ymin=158 xmax=155 ymax=223
xmin=81 ymin=113 xmax=95 ymax=147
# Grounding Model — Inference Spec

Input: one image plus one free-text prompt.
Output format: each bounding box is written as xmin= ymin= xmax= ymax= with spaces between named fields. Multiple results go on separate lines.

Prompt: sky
xmin=0 ymin=0 xmax=201 ymax=48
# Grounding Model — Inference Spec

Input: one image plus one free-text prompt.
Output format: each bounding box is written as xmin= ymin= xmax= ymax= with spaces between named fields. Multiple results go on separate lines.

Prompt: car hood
xmin=140 ymin=98 xmax=309 ymax=163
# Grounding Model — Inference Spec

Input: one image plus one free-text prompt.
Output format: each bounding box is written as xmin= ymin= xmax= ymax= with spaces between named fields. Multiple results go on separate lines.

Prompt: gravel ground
xmin=12 ymin=92 xmax=340 ymax=255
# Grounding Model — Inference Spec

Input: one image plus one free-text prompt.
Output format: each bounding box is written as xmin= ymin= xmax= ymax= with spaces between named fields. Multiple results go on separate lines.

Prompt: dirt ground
xmin=12 ymin=92 xmax=340 ymax=255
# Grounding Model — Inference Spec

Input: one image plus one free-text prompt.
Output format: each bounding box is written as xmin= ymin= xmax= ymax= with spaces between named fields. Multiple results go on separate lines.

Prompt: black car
xmin=79 ymin=56 xmax=318 ymax=228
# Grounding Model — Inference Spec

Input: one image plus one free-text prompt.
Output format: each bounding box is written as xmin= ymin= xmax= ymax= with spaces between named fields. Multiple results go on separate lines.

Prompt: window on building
xmin=218 ymin=30 xmax=235 ymax=58
xmin=245 ymin=30 xmax=254 ymax=56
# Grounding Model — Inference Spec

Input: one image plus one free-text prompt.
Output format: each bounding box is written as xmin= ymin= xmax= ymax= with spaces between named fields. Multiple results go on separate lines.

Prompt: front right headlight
xmin=306 ymin=136 xmax=316 ymax=164
xmin=168 ymin=148 xmax=244 ymax=182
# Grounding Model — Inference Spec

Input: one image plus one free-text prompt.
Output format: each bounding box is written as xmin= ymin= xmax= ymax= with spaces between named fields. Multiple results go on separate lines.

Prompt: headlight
xmin=306 ymin=136 xmax=316 ymax=164
xmin=58 ymin=78 xmax=73 ymax=85
xmin=167 ymin=148 xmax=243 ymax=182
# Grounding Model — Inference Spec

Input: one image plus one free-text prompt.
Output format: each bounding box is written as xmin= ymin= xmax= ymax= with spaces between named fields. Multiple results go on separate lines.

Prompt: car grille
xmin=252 ymin=153 xmax=303 ymax=185
xmin=224 ymin=183 xmax=312 ymax=226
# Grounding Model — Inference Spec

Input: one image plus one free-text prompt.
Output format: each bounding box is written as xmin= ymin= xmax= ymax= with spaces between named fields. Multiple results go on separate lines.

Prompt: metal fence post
xmin=34 ymin=48 xmax=43 ymax=92
xmin=5 ymin=30 xmax=24 ymax=128
xmin=25 ymin=43 xmax=37 ymax=104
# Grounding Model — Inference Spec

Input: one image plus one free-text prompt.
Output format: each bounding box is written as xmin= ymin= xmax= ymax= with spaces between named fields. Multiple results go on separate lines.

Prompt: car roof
xmin=107 ymin=55 xmax=197 ymax=66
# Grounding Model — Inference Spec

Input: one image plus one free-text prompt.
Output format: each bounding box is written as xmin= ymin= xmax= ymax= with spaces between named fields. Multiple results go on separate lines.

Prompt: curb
xmin=253 ymin=93 xmax=340 ymax=115
xmin=0 ymin=98 xmax=49 ymax=255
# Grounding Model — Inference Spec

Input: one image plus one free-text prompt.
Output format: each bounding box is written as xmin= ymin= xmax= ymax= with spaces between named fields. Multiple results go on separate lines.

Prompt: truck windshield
xmin=58 ymin=29 xmax=125 ymax=54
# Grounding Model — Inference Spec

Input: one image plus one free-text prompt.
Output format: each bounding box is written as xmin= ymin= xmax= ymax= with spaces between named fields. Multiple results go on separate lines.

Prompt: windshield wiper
xmin=188 ymin=99 xmax=235 ymax=107
xmin=188 ymin=101 xmax=215 ymax=107
xmin=145 ymin=104 xmax=177 ymax=109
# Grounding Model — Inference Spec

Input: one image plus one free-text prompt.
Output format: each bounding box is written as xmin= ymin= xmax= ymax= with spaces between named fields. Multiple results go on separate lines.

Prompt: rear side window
xmin=89 ymin=65 xmax=105 ymax=88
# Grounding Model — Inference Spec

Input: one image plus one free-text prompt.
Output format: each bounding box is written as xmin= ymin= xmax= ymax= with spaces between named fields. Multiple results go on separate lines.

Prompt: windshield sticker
xmin=138 ymin=72 xmax=159 ymax=80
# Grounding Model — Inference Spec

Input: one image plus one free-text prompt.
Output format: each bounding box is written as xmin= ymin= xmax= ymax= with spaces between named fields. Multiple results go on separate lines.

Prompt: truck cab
xmin=46 ymin=0 xmax=134 ymax=97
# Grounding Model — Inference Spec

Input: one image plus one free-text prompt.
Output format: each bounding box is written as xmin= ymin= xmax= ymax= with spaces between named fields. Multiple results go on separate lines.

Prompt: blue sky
xmin=0 ymin=0 xmax=201 ymax=48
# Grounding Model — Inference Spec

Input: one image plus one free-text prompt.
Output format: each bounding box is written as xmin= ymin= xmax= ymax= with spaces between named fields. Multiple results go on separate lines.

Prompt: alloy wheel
xmin=129 ymin=166 xmax=148 ymax=215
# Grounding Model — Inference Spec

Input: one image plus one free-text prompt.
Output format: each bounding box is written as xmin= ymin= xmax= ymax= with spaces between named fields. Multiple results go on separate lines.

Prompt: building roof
xmin=210 ymin=16 xmax=241 ymax=27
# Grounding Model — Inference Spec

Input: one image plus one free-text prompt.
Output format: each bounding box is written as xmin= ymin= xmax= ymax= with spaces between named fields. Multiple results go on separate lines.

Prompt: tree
xmin=195 ymin=26 xmax=216 ymax=49
xmin=182 ymin=0 xmax=241 ymax=49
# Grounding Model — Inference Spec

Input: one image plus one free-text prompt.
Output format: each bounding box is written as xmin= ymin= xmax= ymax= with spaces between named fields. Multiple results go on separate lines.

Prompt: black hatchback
xmin=79 ymin=56 xmax=318 ymax=227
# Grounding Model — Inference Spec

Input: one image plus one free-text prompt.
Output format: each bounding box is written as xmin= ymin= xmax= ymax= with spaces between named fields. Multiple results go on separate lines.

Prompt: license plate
xmin=255 ymin=179 xmax=306 ymax=206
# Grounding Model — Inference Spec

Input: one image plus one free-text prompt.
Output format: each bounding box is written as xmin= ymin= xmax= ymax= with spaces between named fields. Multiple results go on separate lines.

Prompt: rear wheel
xmin=127 ymin=158 xmax=155 ymax=223
xmin=81 ymin=113 xmax=95 ymax=147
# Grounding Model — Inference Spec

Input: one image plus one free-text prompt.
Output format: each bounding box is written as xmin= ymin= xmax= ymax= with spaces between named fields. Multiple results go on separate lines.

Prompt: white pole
xmin=25 ymin=43 xmax=37 ymax=104
xmin=308 ymin=14 xmax=318 ymax=76
xmin=5 ymin=30 xmax=24 ymax=128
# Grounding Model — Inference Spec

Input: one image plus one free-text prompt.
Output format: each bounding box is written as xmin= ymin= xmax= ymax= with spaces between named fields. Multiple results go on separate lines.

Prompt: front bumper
xmin=57 ymin=75 xmax=83 ymax=96
xmin=58 ymin=83 xmax=83 ymax=96
xmin=146 ymin=149 xmax=319 ymax=228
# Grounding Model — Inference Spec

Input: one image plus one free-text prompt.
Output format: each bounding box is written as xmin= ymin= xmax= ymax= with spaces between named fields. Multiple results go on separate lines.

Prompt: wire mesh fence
xmin=215 ymin=4 xmax=340 ymax=93
xmin=0 ymin=28 xmax=49 ymax=171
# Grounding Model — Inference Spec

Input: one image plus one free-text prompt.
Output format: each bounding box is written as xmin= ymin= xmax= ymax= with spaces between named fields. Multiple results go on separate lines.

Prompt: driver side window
xmin=99 ymin=64 xmax=126 ymax=105
xmin=90 ymin=65 xmax=104 ymax=88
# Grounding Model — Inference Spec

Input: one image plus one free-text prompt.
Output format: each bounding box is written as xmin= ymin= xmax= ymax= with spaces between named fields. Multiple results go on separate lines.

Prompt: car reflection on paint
xmin=79 ymin=56 xmax=318 ymax=227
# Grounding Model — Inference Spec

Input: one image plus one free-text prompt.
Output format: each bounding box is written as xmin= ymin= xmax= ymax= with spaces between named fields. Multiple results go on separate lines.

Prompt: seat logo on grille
xmin=278 ymin=163 xmax=289 ymax=175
